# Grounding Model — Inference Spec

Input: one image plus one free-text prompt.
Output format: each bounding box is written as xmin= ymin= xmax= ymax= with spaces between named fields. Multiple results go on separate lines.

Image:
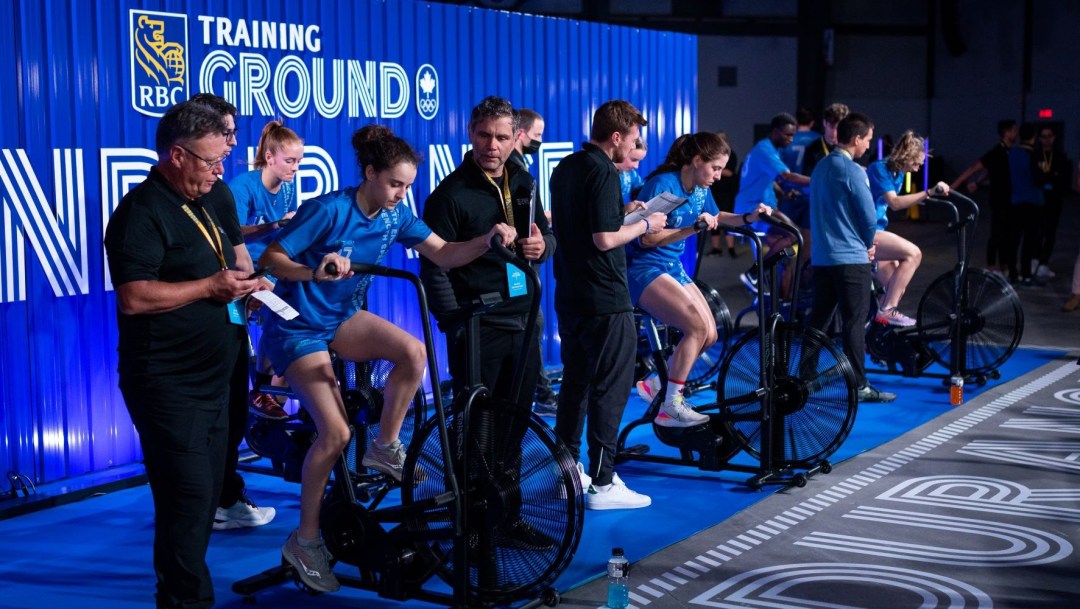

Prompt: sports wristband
xmin=742 ymin=212 xmax=752 ymax=225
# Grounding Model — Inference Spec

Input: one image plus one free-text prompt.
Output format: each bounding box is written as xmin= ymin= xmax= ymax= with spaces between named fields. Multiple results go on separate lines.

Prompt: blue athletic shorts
xmin=627 ymin=259 xmax=693 ymax=305
xmin=264 ymin=328 xmax=334 ymax=376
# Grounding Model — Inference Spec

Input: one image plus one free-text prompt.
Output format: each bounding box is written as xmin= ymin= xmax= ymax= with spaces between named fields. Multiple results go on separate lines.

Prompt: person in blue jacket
xmin=627 ymin=132 xmax=769 ymax=426
xmin=259 ymin=125 xmax=514 ymax=593
xmin=866 ymin=130 xmax=950 ymax=326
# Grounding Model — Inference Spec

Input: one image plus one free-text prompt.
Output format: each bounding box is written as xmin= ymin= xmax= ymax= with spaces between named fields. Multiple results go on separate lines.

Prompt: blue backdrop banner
xmin=0 ymin=0 xmax=696 ymax=487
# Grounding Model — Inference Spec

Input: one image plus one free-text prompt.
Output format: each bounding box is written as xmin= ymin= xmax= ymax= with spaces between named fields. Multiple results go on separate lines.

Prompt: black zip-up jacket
xmin=420 ymin=152 xmax=555 ymax=330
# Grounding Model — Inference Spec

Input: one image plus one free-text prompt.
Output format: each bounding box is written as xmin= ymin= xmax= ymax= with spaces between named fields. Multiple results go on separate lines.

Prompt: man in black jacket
xmin=421 ymin=96 xmax=555 ymax=413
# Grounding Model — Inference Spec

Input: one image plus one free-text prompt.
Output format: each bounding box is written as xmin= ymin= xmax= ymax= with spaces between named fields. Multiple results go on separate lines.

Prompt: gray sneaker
xmin=362 ymin=439 xmax=407 ymax=481
xmin=282 ymin=531 xmax=340 ymax=593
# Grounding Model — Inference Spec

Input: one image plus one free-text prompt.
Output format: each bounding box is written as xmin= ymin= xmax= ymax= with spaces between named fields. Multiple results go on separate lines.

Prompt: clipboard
xmin=623 ymin=192 xmax=688 ymax=225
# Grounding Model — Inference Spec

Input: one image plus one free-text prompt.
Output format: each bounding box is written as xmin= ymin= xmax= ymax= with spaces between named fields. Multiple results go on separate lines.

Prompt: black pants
xmin=123 ymin=389 xmax=229 ymax=609
xmin=1006 ymin=203 xmax=1043 ymax=280
xmin=807 ymin=264 xmax=871 ymax=387
xmin=1039 ymin=193 xmax=1063 ymax=264
xmin=554 ymin=311 xmax=636 ymax=487
xmin=447 ymin=320 xmax=541 ymax=413
xmin=219 ymin=334 xmax=251 ymax=508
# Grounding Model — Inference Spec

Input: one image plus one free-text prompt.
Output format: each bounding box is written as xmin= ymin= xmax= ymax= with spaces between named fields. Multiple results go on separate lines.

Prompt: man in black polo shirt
xmin=104 ymin=100 xmax=261 ymax=609
xmin=549 ymin=99 xmax=666 ymax=510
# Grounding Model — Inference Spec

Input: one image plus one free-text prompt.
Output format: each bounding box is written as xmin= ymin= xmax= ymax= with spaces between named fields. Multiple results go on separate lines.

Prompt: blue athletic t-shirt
xmin=267 ymin=186 xmax=432 ymax=337
xmin=780 ymin=130 xmax=819 ymax=174
xmin=626 ymin=171 xmax=719 ymax=268
xmin=735 ymin=138 xmax=789 ymax=214
xmin=779 ymin=130 xmax=818 ymax=196
xmin=620 ymin=168 xmax=645 ymax=202
xmin=229 ymin=169 xmax=299 ymax=263
xmin=866 ymin=159 xmax=905 ymax=231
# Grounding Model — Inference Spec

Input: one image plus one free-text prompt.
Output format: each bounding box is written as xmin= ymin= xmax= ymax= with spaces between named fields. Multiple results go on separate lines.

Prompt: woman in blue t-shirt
xmin=230 ymin=120 xmax=304 ymax=418
xmin=627 ymin=132 xmax=769 ymax=428
xmin=866 ymin=130 xmax=950 ymax=327
xmin=258 ymin=125 xmax=514 ymax=594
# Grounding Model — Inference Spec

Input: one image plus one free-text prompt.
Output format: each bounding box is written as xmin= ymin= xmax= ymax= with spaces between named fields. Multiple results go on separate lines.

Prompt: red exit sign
xmin=1038 ymin=108 xmax=1054 ymax=119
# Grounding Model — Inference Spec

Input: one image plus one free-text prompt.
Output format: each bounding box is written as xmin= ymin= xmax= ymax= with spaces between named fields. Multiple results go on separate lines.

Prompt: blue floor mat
xmin=0 ymin=348 xmax=1059 ymax=608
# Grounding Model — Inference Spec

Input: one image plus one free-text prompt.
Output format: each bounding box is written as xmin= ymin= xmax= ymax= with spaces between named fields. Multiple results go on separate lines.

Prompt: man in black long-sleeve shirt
xmin=421 ymin=96 xmax=555 ymax=412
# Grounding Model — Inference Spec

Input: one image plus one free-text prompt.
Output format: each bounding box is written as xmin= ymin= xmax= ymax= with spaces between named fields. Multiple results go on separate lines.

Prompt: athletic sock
xmin=667 ymin=378 xmax=686 ymax=404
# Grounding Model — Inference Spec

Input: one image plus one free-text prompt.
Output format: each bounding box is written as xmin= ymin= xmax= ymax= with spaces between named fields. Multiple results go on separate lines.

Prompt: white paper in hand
xmin=250 ymin=290 xmax=299 ymax=320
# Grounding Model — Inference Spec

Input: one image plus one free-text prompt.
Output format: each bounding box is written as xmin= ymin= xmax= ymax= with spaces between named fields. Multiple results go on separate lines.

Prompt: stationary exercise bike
xmin=617 ymin=215 xmax=859 ymax=488
xmin=866 ymin=191 xmax=1024 ymax=386
xmin=233 ymin=238 xmax=581 ymax=608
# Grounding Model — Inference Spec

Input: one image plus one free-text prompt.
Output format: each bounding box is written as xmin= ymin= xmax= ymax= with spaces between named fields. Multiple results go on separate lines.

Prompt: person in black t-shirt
xmin=801 ymin=102 xmax=849 ymax=182
xmin=104 ymin=100 xmax=262 ymax=609
xmin=549 ymin=100 xmax=666 ymax=511
xmin=951 ymin=119 xmax=1019 ymax=274
xmin=1032 ymin=125 xmax=1071 ymax=280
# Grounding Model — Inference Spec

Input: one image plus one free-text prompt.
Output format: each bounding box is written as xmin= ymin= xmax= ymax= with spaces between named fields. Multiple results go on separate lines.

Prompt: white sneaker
xmin=586 ymin=473 xmax=652 ymax=510
xmin=654 ymin=396 xmax=710 ymax=427
xmin=214 ymin=496 xmax=276 ymax=530
xmin=1036 ymin=264 xmax=1055 ymax=280
xmin=635 ymin=376 xmax=660 ymax=402
xmin=576 ymin=462 xmax=592 ymax=490
xmin=874 ymin=307 xmax=917 ymax=327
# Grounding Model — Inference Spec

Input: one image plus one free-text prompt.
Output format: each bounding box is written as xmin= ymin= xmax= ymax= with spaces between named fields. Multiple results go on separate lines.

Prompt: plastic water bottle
xmin=607 ymin=547 xmax=630 ymax=609
xmin=950 ymin=375 xmax=964 ymax=406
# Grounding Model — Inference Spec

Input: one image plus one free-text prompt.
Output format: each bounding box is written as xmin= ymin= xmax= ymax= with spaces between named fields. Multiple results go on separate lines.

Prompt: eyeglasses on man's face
xmin=179 ymin=145 xmax=227 ymax=171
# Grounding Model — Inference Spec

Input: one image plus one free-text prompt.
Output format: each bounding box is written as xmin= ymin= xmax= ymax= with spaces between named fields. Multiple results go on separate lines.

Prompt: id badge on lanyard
xmin=182 ymin=203 xmax=245 ymax=325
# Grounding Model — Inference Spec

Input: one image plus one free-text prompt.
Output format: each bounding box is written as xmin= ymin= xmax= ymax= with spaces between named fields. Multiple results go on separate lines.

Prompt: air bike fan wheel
xmin=917 ymin=268 xmax=1023 ymax=375
xmin=717 ymin=322 xmax=858 ymax=468
xmin=402 ymin=403 xmax=583 ymax=606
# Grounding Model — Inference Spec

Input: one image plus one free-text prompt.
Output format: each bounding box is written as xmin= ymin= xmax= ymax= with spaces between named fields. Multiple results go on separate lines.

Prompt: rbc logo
xmin=415 ymin=64 xmax=439 ymax=120
xmin=129 ymin=9 xmax=189 ymax=117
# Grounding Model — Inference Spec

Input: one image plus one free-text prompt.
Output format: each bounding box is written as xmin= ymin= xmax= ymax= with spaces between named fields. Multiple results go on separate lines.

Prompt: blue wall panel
xmin=0 ymin=0 xmax=696 ymax=488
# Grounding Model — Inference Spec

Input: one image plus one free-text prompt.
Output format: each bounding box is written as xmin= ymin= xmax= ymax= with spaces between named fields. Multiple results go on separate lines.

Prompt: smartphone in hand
xmin=247 ymin=265 xmax=274 ymax=280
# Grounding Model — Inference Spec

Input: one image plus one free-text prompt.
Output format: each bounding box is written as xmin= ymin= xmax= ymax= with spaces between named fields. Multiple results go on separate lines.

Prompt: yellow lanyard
xmin=1040 ymin=150 xmax=1053 ymax=173
xmin=820 ymin=137 xmax=830 ymax=157
xmin=181 ymin=203 xmax=227 ymax=270
xmin=482 ymin=170 xmax=514 ymax=227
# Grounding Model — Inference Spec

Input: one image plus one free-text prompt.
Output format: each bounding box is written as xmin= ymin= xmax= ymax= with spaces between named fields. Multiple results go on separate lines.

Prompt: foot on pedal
xmin=282 ymin=530 xmax=340 ymax=593
xmin=654 ymin=396 xmax=710 ymax=427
